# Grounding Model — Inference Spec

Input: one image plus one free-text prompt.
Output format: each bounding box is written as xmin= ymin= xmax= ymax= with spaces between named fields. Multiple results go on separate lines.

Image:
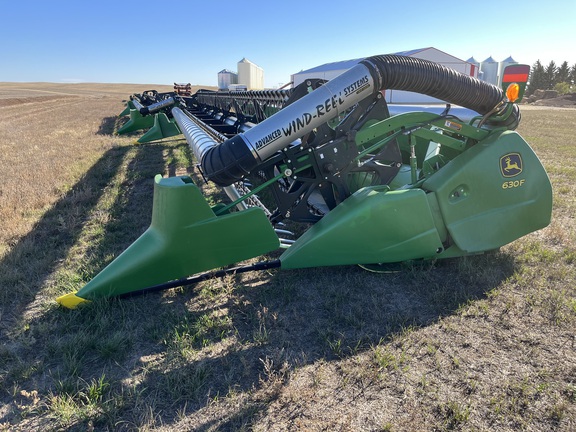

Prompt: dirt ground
xmin=523 ymin=92 xmax=576 ymax=108
xmin=0 ymin=83 xmax=574 ymax=431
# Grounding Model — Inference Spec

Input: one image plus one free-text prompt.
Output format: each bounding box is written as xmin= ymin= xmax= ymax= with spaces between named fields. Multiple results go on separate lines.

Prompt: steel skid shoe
xmin=56 ymin=175 xmax=280 ymax=308
xmin=138 ymin=113 xmax=181 ymax=143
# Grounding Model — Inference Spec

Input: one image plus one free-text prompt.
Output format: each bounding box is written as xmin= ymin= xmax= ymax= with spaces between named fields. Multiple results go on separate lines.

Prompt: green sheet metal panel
xmin=422 ymin=130 xmax=552 ymax=253
xmin=280 ymin=187 xmax=445 ymax=269
xmin=117 ymin=108 xmax=155 ymax=135
xmin=138 ymin=113 xmax=181 ymax=143
xmin=60 ymin=175 xmax=279 ymax=304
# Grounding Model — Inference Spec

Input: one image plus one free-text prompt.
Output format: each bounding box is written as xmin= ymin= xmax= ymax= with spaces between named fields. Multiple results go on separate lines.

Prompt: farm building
xmin=238 ymin=58 xmax=264 ymax=90
xmin=468 ymin=55 xmax=519 ymax=86
xmin=217 ymin=69 xmax=238 ymax=90
xmin=290 ymin=47 xmax=479 ymax=104
xmin=480 ymin=56 xmax=499 ymax=85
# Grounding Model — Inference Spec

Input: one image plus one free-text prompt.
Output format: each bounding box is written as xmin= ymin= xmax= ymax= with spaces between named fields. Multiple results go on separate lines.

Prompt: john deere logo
xmin=500 ymin=153 xmax=523 ymax=177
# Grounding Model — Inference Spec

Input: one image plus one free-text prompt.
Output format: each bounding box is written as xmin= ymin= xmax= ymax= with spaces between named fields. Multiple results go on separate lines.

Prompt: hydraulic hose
xmin=362 ymin=55 xmax=504 ymax=115
xmin=201 ymin=54 xmax=511 ymax=186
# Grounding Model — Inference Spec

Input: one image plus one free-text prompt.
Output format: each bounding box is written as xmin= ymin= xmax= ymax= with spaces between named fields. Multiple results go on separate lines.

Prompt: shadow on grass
xmin=158 ymin=254 xmax=520 ymax=428
xmin=80 ymin=250 xmax=514 ymax=431
xmin=0 ymin=140 xmax=200 ymax=428
xmin=96 ymin=116 xmax=118 ymax=135
xmin=0 ymin=134 xmax=519 ymax=430
xmin=0 ymin=140 xmax=170 ymax=337
xmin=1 ymin=146 xmax=122 ymax=322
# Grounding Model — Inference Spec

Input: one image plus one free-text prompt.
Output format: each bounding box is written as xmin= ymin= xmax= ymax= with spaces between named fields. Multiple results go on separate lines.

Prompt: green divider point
xmin=138 ymin=113 xmax=182 ymax=143
xmin=118 ymin=100 xmax=134 ymax=117
xmin=117 ymin=109 xmax=155 ymax=135
xmin=57 ymin=175 xmax=279 ymax=306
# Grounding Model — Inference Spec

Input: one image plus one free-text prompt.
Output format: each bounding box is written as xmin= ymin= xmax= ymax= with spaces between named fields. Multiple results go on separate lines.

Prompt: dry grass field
xmin=0 ymin=83 xmax=574 ymax=431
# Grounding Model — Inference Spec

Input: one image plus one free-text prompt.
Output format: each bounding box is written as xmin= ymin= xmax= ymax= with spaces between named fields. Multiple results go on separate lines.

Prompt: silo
xmin=218 ymin=69 xmax=238 ymax=90
xmin=466 ymin=56 xmax=480 ymax=79
xmin=237 ymin=58 xmax=264 ymax=90
xmin=480 ymin=56 xmax=499 ymax=85
xmin=498 ymin=56 xmax=517 ymax=85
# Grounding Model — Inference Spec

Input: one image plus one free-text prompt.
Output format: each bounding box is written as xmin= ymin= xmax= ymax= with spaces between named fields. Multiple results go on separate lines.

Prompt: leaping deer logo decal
xmin=500 ymin=153 xmax=523 ymax=177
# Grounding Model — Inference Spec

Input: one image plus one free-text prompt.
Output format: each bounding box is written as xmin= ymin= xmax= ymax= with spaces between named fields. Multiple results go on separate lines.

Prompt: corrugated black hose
xmin=362 ymin=54 xmax=504 ymax=115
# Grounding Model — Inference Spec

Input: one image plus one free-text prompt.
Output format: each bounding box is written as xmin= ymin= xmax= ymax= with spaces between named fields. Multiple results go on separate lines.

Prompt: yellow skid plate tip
xmin=56 ymin=293 xmax=90 ymax=309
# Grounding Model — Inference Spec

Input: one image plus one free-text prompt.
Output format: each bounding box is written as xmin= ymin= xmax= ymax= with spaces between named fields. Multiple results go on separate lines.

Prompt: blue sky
xmin=1 ymin=0 xmax=574 ymax=87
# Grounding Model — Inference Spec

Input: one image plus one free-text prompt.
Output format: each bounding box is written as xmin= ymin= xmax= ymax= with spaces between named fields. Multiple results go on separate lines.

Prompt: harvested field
xmin=0 ymin=83 xmax=574 ymax=431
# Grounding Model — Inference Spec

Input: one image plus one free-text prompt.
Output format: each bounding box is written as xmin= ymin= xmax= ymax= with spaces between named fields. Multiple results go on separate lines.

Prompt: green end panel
xmin=138 ymin=113 xmax=181 ymax=143
xmin=280 ymin=187 xmax=444 ymax=269
xmin=423 ymin=130 xmax=552 ymax=253
xmin=70 ymin=175 xmax=279 ymax=301
xmin=117 ymin=109 xmax=155 ymax=135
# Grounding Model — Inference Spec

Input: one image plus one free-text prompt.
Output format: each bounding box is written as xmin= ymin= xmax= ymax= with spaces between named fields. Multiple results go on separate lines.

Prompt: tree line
xmin=526 ymin=60 xmax=576 ymax=96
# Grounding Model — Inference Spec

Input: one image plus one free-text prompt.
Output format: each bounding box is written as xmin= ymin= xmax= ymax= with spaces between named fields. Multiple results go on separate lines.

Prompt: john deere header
xmin=56 ymin=57 xmax=550 ymax=309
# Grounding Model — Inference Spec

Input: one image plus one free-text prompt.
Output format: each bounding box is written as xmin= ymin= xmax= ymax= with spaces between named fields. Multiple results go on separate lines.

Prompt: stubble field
xmin=0 ymin=83 xmax=575 ymax=431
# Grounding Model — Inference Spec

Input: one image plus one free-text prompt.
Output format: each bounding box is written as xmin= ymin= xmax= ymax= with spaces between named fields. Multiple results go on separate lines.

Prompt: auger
xmin=57 ymin=56 xmax=551 ymax=308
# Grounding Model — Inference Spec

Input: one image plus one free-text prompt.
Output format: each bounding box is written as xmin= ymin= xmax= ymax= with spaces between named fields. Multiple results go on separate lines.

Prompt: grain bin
xmin=237 ymin=58 xmax=264 ymax=90
xmin=480 ymin=56 xmax=499 ymax=85
xmin=218 ymin=69 xmax=238 ymax=90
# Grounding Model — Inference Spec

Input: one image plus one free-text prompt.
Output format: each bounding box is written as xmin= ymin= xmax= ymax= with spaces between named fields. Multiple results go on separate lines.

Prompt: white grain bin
xmin=218 ymin=69 xmax=238 ymax=90
xmin=480 ymin=56 xmax=499 ymax=85
xmin=237 ymin=58 xmax=264 ymax=90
